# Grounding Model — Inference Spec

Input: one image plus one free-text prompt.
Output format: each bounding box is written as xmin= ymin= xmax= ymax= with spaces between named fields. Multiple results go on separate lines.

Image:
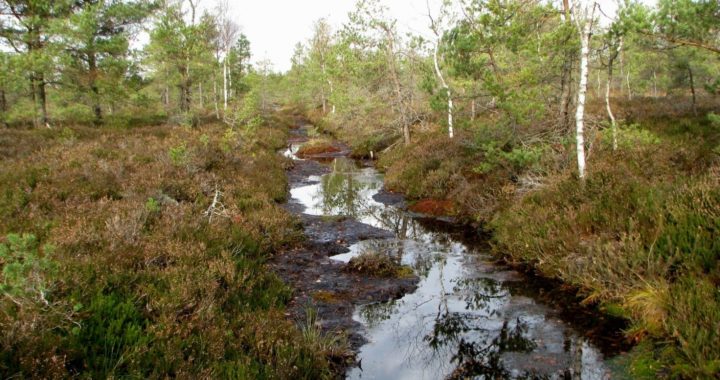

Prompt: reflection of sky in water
xmin=288 ymin=156 xmax=613 ymax=380
xmin=282 ymin=143 xmax=301 ymax=159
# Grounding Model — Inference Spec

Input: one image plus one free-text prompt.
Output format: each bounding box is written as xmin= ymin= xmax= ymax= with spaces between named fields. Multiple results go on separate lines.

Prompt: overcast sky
xmin=218 ymin=0 xmax=627 ymax=73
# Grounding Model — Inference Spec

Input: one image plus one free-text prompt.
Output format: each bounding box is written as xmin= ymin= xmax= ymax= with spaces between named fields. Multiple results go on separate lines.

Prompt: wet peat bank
xmin=269 ymin=120 xmax=633 ymax=379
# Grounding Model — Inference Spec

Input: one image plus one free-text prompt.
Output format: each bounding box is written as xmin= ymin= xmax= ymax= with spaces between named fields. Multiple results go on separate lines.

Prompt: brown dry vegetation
xmin=0 ymin=114 xmax=341 ymax=378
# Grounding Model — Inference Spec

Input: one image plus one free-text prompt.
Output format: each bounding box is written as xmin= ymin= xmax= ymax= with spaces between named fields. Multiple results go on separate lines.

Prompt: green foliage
xmin=55 ymin=0 xmax=153 ymax=123
xmin=710 ymin=113 xmax=720 ymax=155
xmin=70 ymin=292 xmax=152 ymax=378
xmin=654 ymin=0 xmax=720 ymax=52
xmin=168 ymin=143 xmax=188 ymax=166
xmin=0 ymin=233 xmax=57 ymax=303
xmin=473 ymin=141 xmax=545 ymax=174
xmin=59 ymin=127 xmax=77 ymax=143
xmin=603 ymin=123 xmax=662 ymax=150
xmin=220 ymin=128 xmax=240 ymax=153
xmin=662 ymin=277 xmax=720 ymax=378
xmin=144 ymin=197 xmax=160 ymax=213
xmin=199 ymin=133 xmax=210 ymax=147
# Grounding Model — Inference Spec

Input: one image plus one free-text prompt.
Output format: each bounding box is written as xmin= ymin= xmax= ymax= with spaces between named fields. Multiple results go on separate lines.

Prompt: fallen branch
xmin=204 ymin=186 xmax=229 ymax=222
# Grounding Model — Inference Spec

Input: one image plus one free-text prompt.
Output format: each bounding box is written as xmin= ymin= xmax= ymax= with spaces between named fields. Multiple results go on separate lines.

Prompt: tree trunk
xmin=38 ymin=73 xmax=48 ymax=127
xmin=573 ymin=3 xmax=595 ymax=180
xmin=606 ymin=38 xmax=622 ymax=151
xmin=27 ymin=39 xmax=47 ymax=128
xmin=88 ymin=53 xmax=102 ymax=125
xmin=213 ymin=68 xmax=220 ymax=118
xmin=382 ymin=27 xmax=410 ymax=145
xmin=0 ymin=87 xmax=7 ymax=127
xmin=619 ymin=50 xmax=625 ymax=98
xmin=558 ymin=0 xmax=574 ymax=132
xmin=30 ymin=74 xmax=49 ymax=128
xmin=606 ymin=62 xmax=617 ymax=151
xmin=433 ymin=37 xmax=454 ymax=139
xmin=0 ymin=88 xmax=6 ymax=114
xmin=626 ymin=72 xmax=632 ymax=100
xmin=652 ymin=69 xmax=658 ymax=97
xmin=199 ymin=82 xmax=204 ymax=110
xmin=471 ymin=98 xmax=476 ymax=120
xmin=688 ymin=65 xmax=697 ymax=116
xmin=321 ymin=89 xmax=326 ymax=113
xmin=223 ymin=57 xmax=228 ymax=111
xmin=327 ymin=77 xmax=336 ymax=114
xmin=576 ymin=32 xmax=589 ymax=179
xmin=30 ymin=76 xmax=38 ymax=128
xmin=179 ymin=66 xmax=192 ymax=113
xmin=228 ymin=67 xmax=233 ymax=100
xmin=560 ymin=53 xmax=575 ymax=133
xmin=163 ymin=68 xmax=170 ymax=108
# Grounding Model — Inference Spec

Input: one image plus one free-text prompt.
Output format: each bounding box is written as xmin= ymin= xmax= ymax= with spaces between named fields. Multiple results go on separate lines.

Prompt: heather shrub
xmin=0 ymin=115 xmax=337 ymax=378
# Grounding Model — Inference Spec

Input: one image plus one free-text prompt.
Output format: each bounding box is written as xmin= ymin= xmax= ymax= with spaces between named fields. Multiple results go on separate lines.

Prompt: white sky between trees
xmin=219 ymin=0 xmax=651 ymax=73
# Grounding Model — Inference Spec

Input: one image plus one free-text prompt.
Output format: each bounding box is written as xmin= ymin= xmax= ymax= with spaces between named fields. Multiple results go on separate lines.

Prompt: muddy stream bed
xmin=270 ymin=123 xmax=630 ymax=379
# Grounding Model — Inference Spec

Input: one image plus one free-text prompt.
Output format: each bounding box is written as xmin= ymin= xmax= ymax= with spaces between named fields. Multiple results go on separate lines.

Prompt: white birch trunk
xmin=573 ymin=1 xmax=596 ymax=180
xmin=626 ymin=72 xmax=632 ymax=100
xmin=327 ymin=77 xmax=335 ymax=114
xmin=433 ymin=37 xmax=454 ymax=139
xmin=223 ymin=57 xmax=228 ymax=111
xmin=606 ymin=75 xmax=617 ymax=151
xmin=576 ymin=31 xmax=589 ymax=179
xmin=653 ymin=70 xmax=658 ymax=97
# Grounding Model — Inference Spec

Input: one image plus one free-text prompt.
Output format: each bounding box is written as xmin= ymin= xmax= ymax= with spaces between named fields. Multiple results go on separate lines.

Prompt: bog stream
xmin=277 ymin=124 xmax=628 ymax=380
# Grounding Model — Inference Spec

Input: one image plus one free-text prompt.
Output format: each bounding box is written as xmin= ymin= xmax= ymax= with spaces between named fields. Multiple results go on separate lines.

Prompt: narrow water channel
xmin=284 ymin=138 xmax=626 ymax=380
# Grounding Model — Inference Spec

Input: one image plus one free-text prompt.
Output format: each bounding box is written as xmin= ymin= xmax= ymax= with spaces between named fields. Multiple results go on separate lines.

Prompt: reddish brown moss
xmin=296 ymin=140 xmax=340 ymax=157
xmin=408 ymin=199 xmax=455 ymax=216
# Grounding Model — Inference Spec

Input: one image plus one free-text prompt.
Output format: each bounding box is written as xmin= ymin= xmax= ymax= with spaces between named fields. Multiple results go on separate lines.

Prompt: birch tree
xmin=216 ymin=0 xmax=238 ymax=112
xmin=428 ymin=0 xmax=454 ymax=139
xmin=571 ymin=0 xmax=597 ymax=179
xmin=310 ymin=19 xmax=335 ymax=114
xmin=605 ymin=35 xmax=622 ymax=151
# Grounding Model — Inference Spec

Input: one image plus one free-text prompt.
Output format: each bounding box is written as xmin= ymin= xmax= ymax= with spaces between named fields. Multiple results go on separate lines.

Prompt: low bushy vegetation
xmin=373 ymin=97 xmax=720 ymax=378
xmin=296 ymin=137 xmax=341 ymax=157
xmin=491 ymin=108 xmax=720 ymax=379
xmin=345 ymin=250 xmax=414 ymax=278
xmin=0 ymin=114 xmax=338 ymax=378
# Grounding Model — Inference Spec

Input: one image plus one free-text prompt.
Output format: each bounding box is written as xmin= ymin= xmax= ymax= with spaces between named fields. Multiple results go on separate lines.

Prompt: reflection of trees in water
xmin=318 ymin=158 xmax=367 ymax=216
xmin=453 ymin=277 xmax=507 ymax=316
xmin=355 ymin=238 xmax=436 ymax=278
xmin=421 ymin=275 xmax=549 ymax=379
xmin=319 ymin=160 xmax=579 ymax=378
xmin=314 ymin=159 xmax=439 ymax=242
xmin=357 ymin=299 xmax=400 ymax=329
xmin=431 ymin=317 xmax=542 ymax=380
